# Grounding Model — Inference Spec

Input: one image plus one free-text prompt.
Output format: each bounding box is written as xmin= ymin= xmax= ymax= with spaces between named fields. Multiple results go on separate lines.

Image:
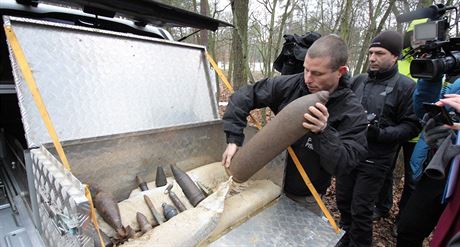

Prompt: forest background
xmin=163 ymin=0 xmax=458 ymax=89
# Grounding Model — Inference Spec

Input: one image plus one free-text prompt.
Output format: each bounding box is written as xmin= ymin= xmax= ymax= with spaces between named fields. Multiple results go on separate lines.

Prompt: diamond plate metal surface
xmin=31 ymin=147 xmax=95 ymax=247
xmin=5 ymin=16 xmax=218 ymax=148
xmin=209 ymin=195 xmax=344 ymax=247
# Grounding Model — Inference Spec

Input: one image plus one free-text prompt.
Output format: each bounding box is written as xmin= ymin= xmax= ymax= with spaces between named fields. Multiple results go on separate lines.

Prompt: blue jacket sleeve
xmin=413 ymin=77 xmax=443 ymax=119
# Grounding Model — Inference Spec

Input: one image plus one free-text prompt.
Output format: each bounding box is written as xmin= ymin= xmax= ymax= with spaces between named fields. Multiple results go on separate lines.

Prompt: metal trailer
xmin=0 ymin=1 xmax=343 ymax=246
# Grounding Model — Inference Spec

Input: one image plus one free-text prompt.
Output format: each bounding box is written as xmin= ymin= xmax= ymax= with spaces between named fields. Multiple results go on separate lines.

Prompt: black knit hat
xmin=369 ymin=31 xmax=403 ymax=56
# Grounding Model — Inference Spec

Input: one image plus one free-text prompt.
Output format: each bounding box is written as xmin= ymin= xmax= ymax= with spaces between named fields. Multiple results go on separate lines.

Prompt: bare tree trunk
xmin=338 ymin=0 xmax=353 ymax=43
xmin=192 ymin=0 xmax=200 ymax=44
xmin=358 ymin=0 xmax=396 ymax=74
xmin=230 ymin=0 xmax=249 ymax=89
xmin=265 ymin=0 xmax=278 ymax=77
xmin=375 ymin=0 xmax=396 ymax=33
xmin=271 ymin=0 xmax=295 ymax=76
xmin=332 ymin=0 xmax=345 ymax=33
xmin=228 ymin=41 xmax=234 ymax=83
xmin=355 ymin=0 xmax=376 ymax=74
xmin=304 ymin=1 xmax=309 ymax=31
xmin=199 ymin=0 xmax=209 ymax=46
xmin=392 ymin=5 xmax=403 ymax=33
xmin=320 ymin=1 xmax=325 ymax=33
xmin=401 ymin=0 xmax=411 ymax=13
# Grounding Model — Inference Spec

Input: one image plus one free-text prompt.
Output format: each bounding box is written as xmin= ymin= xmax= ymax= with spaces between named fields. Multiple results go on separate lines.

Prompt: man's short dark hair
xmin=306 ymin=34 xmax=348 ymax=70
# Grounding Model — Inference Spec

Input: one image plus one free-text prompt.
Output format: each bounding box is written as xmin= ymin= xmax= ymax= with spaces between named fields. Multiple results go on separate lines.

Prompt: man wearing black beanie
xmin=335 ymin=31 xmax=421 ymax=247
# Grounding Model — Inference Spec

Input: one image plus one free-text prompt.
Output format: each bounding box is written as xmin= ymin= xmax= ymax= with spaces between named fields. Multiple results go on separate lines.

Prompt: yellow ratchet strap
xmin=287 ymin=147 xmax=340 ymax=233
xmin=4 ymin=25 xmax=106 ymax=245
xmin=85 ymin=186 xmax=106 ymax=247
xmin=206 ymin=52 xmax=340 ymax=233
xmin=205 ymin=52 xmax=262 ymax=130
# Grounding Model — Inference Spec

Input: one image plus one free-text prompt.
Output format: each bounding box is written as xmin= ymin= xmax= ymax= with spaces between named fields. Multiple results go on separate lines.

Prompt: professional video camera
xmin=397 ymin=4 xmax=460 ymax=79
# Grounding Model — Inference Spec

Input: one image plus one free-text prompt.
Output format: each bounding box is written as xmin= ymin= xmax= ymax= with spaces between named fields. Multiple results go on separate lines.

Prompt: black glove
xmin=367 ymin=125 xmax=380 ymax=141
xmin=424 ymin=117 xmax=453 ymax=149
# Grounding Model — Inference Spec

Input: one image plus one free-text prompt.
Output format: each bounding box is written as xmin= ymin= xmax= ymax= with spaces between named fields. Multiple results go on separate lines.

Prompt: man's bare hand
xmin=439 ymin=94 xmax=460 ymax=112
xmin=222 ymin=143 xmax=239 ymax=168
xmin=303 ymin=102 xmax=329 ymax=134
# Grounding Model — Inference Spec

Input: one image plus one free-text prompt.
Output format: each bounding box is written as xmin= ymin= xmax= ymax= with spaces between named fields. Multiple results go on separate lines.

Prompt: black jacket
xmin=352 ymin=65 xmax=421 ymax=162
xmin=223 ymin=73 xmax=368 ymax=195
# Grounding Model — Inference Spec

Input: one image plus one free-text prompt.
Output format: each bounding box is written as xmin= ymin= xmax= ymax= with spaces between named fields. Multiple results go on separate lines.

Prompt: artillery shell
xmin=136 ymin=212 xmax=153 ymax=234
xmin=170 ymin=164 xmax=206 ymax=207
xmin=93 ymin=187 xmax=134 ymax=243
xmin=162 ymin=203 xmax=178 ymax=221
xmin=136 ymin=175 xmax=149 ymax=191
xmin=168 ymin=191 xmax=187 ymax=212
xmin=93 ymin=189 xmax=124 ymax=235
xmin=143 ymin=195 xmax=163 ymax=225
xmin=155 ymin=166 xmax=167 ymax=187
xmin=227 ymin=91 xmax=329 ymax=183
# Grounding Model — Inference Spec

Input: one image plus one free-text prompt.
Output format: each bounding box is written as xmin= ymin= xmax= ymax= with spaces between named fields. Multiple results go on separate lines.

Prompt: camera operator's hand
xmin=439 ymin=94 xmax=460 ymax=111
xmin=438 ymin=94 xmax=460 ymax=130
xmin=424 ymin=116 xmax=453 ymax=149
xmin=303 ymin=102 xmax=328 ymax=134
xmin=367 ymin=125 xmax=380 ymax=141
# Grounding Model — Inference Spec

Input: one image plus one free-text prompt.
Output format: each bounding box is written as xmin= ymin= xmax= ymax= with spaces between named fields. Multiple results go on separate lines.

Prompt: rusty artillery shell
xmin=162 ymin=203 xmax=178 ymax=220
xmin=155 ymin=166 xmax=167 ymax=187
xmin=93 ymin=189 xmax=124 ymax=235
xmin=143 ymin=195 xmax=163 ymax=225
xmin=136 ymin=175 xmax=149 ymax=191
xmin=227 ymin=91 xmax=329 ymax=183
xmin=170 ymin=164 xmax=206 ymax=207
xmin=136 ymin=212 xmax=153 ymax=234
xmin=168 ymin=191 xmax=187 ymax=212
xmin=164 ymin=183 xmax=187 ymax=212
xmin=93 ymin=188 xmax=134 ymax=242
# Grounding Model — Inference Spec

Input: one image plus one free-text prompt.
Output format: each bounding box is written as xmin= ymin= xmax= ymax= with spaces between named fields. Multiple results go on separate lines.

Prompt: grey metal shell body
xmin=228 ymin=91 xmax=329 ymax=183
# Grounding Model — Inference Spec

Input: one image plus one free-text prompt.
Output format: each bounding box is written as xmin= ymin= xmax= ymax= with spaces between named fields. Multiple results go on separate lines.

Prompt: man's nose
xmin=304 ymin=72 xmax=312 ymax=83
xmin=369 ymin=53 xmax=376 ymax=62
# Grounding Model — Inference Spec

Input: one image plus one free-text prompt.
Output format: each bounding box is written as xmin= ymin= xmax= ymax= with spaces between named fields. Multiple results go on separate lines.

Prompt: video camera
xmin=397 ymin=4 xmax=460 ymax=80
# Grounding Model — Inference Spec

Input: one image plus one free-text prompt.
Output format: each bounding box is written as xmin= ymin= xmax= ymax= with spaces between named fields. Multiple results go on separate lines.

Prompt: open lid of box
xmin=5 ymin=16 xmax=219 ymax=148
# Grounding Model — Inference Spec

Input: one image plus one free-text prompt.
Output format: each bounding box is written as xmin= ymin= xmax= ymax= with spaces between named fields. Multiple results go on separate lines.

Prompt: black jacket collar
xmin=330 ymin=76 xmax=351 ymax=100
xmin=367 ymin=64 xmax=398 ymax=82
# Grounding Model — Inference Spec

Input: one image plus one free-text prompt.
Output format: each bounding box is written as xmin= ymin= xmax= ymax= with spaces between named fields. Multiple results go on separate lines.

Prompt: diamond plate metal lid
xmin=5 ymin=16 xmax=219 ymax=147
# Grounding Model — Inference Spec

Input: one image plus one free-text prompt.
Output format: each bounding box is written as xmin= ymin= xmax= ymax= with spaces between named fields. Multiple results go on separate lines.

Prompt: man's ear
xmin=338 ymin=66 xmax=348 ymax=75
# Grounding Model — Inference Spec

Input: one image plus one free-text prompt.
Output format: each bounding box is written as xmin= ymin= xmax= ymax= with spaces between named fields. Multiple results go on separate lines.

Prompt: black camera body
xmin=397 ymin=4 xmax=460 ymax=80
